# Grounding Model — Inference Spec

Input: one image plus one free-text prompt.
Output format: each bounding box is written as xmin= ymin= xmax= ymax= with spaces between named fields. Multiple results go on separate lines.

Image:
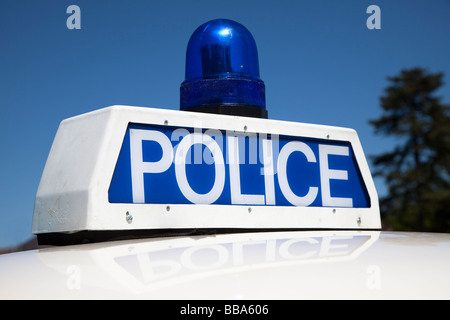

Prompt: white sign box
xmin=32 ymin=106 xmax=380 ymax=241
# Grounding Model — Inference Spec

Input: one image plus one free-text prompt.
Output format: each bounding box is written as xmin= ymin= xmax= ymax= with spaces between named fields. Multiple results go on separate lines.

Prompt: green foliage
xmin=370 ymin=68 xmax=450 ymax=232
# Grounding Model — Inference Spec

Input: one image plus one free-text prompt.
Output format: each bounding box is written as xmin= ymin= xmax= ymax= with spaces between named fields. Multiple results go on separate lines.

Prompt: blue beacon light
xmin=180 ymin=19 xmax=267 ymax=118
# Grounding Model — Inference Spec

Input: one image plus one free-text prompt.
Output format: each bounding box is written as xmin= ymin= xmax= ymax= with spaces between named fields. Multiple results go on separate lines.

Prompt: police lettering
xmin=128 ymin=128 xmax=355 ymax=207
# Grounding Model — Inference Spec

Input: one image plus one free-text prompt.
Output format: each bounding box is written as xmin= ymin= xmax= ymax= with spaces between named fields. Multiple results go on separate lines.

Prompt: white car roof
xmin=1 ymin=230 xmax=449 ymax=300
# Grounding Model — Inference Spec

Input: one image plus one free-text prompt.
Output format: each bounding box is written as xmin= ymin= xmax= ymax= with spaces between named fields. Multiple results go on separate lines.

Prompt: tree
xmin=370 ymin=68 xmax=450 ymax=232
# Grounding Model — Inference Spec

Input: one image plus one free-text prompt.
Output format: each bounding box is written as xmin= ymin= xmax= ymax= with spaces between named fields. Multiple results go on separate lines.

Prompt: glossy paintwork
xmin=0 ymin=231 xmax=449 ymax=299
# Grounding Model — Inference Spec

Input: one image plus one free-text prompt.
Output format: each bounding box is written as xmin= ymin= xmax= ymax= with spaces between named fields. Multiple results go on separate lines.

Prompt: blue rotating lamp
xmin=180 ymin=19 xmax=267 ymax=119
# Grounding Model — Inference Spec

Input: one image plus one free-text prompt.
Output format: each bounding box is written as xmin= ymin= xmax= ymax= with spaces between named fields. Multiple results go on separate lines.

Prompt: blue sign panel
xmin=109 ymin=123 xmax=369 ymax=208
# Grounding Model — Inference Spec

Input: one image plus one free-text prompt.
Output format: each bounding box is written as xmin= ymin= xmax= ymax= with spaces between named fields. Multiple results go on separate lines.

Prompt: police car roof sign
xmin=32 ymin=106 xmax=380 ymax=243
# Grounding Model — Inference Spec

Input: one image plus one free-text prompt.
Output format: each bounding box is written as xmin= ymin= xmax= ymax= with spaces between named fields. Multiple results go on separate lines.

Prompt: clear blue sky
xmin=1 ymin=0 xmax=449 ymax=248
